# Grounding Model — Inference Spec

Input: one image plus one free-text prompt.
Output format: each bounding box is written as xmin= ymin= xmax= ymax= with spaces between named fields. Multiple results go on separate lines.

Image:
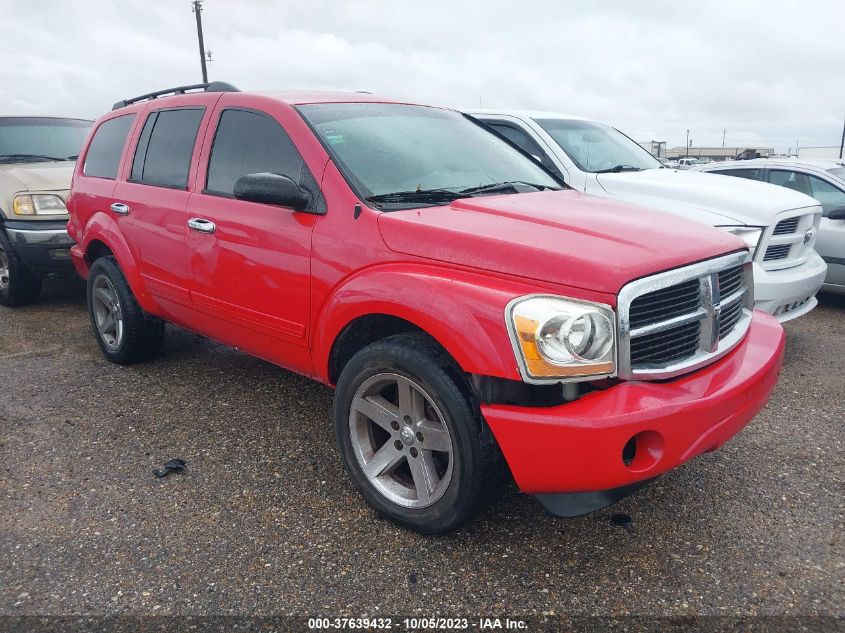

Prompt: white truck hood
xmin=594 ymin=168 xmax=820 ymax=227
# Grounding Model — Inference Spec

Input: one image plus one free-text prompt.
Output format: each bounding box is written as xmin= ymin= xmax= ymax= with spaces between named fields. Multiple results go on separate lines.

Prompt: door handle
xmin=110 ymin=202 xmax=130 ymax=215
xmin=188 ymin=217 xmax=216 ymax=234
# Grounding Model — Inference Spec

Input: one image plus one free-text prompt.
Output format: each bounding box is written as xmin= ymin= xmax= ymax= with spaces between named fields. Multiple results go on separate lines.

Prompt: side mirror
xmin=827 ymin=207 xmax=845 ymax=220
xmin=233 ymin=173 xmax=310 ymax=211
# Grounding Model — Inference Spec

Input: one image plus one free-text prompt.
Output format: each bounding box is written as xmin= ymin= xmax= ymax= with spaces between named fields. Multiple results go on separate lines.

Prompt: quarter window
xmin=712 ymin=168 xmax=763 ymax=181
xmin=131 ymin=108 xmax=204 ymax=189
xmin=206 ymin=109 xmax=308 ymax=196
xmin=83 ymin=114 xmax=135 ymax=179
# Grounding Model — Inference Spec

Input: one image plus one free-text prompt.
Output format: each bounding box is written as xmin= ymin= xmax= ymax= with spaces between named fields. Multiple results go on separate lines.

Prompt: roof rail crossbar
xmin=112 ymin=81 xmax=240 ymax=111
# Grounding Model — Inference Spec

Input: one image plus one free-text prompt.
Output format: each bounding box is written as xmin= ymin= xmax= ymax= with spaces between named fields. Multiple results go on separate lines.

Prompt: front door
xmin=185 ymin=106 xmax=320 ymax=373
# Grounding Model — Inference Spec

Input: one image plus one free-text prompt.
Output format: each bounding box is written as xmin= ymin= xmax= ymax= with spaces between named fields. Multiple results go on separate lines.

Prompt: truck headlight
xmin=718 ymin=226 xmax=763 ymax=255
xmin=506 ymin=295 xmax=616 ymax=382
xmin=13 ymin=194 xmax=67 ymax=216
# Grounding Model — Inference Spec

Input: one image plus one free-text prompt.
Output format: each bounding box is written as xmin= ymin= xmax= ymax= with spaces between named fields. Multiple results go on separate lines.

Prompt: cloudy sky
xmin=2 ymin=0 xmax=843 ymax=152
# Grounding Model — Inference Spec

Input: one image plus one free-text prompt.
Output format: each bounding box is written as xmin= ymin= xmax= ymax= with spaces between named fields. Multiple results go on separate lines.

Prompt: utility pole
xmin=686 ymin=129 xmax=690 ymax=158
xmin=192 ymin=0 xmax=208 ymax=83
xmin=840 ymin=114 xmax=845 ymax=159
xmin=722 ymin=127 xmax=726 ymax=148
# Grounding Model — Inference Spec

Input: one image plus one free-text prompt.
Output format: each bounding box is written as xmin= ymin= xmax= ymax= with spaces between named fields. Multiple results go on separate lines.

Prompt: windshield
xmin=0 ymin=117 xmax=92 ymax=163
xmin=533 ymin=118 xmax=661 ymax=173
xmin=828 ymin=166 xmax=845 ymax=179
xmin=297 ymin=103 xmax=559 ymax=205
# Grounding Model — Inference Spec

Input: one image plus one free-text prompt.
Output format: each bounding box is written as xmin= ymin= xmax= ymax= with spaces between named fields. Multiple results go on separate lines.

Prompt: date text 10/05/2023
xmin=307 ymin=617 xmax=529 ymax=630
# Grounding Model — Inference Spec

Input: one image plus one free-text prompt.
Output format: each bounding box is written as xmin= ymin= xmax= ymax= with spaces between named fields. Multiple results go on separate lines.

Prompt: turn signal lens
xmin=507 ymin=296 xmax=616 ymax=382
xmin=12 ymin=194 xmax=35 ymax=215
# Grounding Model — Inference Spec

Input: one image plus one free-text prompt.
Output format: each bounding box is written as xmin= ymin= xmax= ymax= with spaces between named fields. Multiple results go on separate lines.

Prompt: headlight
xmin=506 ymin=295 xmax=616 ymax=382
xmin=718 ymin=226 xmax=763 ymax=255
xmin=13 ymin=194 xmax=67 ymax=216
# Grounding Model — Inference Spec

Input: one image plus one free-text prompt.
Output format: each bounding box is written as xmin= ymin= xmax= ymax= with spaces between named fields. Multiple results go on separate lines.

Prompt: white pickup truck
xmin=468 ymin=110 xmax=827 ymax=321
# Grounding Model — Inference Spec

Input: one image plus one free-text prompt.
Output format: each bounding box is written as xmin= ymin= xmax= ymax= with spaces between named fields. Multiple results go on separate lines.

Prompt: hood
xmin=595 ymin=168 xmax=820 ymax=226
xmin=0 ymin=161 xmax=75 ymax=194
xmin=377 ymin=190 xmax=744 ymax=295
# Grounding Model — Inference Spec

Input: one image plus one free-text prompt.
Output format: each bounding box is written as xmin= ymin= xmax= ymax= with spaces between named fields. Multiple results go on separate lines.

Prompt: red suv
xmin=68 ymin=83 xmax=785 ymax=533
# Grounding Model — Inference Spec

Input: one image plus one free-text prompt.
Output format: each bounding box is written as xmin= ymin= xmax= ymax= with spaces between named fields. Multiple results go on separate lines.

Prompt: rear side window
xmin=131 ymin=108 xmax=204 ymax=189
xmin=205 ymin=109 xmax=307 ymax=196
xmin=712 ymin=168 xmax=763 ymax=180
xmin=83 ymin=114 xmax=135 ymax=179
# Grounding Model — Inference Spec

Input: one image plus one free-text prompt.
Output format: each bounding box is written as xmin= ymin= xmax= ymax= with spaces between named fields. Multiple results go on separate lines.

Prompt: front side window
xmin=486 ymin=122 xmax=563 ymax=178
xmin=83 ymin=115 xmax=135 ymax=179
xmin=768 ymin=169 xmax=813 ymax=196
xmin=0 ymin=117 xmax=92 ymax=164
xmin=533 ymin=118 xmax=661 ymax=173
xmin=807 ymin=174 xmax=845 ymax=214
xmin=206 ymin=109 xmax=309 ymax=196
xmin=131 ymin=108 xmax=204 ymax=189
xmin=297 ymin=103 xmax=559 ymax=207
xmin=827 ymin=166 xmax=845 ymax=179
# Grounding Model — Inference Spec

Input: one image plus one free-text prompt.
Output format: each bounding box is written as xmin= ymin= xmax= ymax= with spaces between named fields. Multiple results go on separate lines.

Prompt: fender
xmin=311 ymin=263 xmax=566 ymax=384
xmin=76 ymin=212 xmax=156 ymax=314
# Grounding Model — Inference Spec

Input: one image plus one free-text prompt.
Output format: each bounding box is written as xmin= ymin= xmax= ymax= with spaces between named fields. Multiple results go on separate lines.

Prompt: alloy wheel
xmin=349 ymin=372 xmax=455 ymax=508
xmin=0 ymin=245 xmax=9 ymax=290
xmin=91 ymin=274 xmax=124 ymax=350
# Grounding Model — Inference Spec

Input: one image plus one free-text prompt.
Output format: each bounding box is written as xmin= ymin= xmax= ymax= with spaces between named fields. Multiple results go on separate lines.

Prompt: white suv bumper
xmin=752 ymin=251 xmax=827 ymax=322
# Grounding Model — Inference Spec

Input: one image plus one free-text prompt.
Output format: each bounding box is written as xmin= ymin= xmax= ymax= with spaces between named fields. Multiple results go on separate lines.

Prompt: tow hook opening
xmin=622 ymin=430 xmax=664 ymax=473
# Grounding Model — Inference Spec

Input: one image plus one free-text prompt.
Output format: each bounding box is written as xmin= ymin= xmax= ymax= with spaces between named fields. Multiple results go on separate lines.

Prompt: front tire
xmin=333 ymin=333 xmax=499 ymax=534
xmin=87 ymin=256 xmax=164 ymax=364
xmin=0 ymin=230 xmax=42 ymax=307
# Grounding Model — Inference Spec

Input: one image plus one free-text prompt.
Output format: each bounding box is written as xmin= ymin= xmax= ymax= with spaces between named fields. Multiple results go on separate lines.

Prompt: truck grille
xmin=756 ymin=211 xmax=819 ymax=270
xmin=764 ymin=244 xmax=792 ymax=261
xmin=772 ymin=217 xmax=799 ymax=235
xmin=617 ymin=252 xmax=754 ymax=380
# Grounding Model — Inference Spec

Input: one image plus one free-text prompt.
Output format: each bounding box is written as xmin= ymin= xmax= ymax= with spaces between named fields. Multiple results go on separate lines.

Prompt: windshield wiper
xmin=460 ymin=181 xmax=559 ymax=195
xmin=0 ymin=153 xmax=71 ymax=163
xmin=594 ymin=165 xmax=643 ymax=173
xmin=366 ymin=188 xmax=468 ymax=205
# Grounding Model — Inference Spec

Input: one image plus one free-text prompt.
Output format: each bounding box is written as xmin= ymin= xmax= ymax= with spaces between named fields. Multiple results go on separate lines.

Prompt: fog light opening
xmin=623 ymin=430 xmax=664 ymax=473
xmin=622 ymin=437 xmax=637 ymax=466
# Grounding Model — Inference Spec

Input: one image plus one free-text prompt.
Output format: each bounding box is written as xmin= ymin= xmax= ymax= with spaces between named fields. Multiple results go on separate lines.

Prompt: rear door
xmin=110 ymin=98 xmax=215 ymax=314
xmin=185 ymin=103 xmax=321 ymax=371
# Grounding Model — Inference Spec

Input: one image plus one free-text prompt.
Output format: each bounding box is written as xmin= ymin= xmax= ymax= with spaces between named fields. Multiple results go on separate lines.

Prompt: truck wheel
xmin=0 ymin=231 xmax=42 ymax=307
xmin=333 ymin=333 xmax=499 ymax=534
xmin=87 ymin=256 xmax=165 ymax=364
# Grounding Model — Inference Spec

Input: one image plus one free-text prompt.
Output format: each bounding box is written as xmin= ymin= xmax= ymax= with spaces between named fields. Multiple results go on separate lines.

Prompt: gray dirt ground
xmin=1 ymin=279 xmax=843 ymax=619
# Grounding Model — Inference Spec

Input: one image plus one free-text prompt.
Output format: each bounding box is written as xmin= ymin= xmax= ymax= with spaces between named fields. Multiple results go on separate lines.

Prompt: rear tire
xmin=87 ymin=256 xmax=165 ymax=364
xmin=0 ymin=230 xmax=42 ymax=307
xmin=333 ymin=333 xmax=500 ymax=534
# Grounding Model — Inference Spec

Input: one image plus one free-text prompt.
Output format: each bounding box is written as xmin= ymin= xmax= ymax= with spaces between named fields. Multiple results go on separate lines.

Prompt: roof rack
xmin=111 ymin=81 xmax=240 ymax=111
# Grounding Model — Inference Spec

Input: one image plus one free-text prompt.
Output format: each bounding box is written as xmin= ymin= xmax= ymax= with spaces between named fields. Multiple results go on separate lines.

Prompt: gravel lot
xmin=1 ymin=279 xmax=843 ymax=622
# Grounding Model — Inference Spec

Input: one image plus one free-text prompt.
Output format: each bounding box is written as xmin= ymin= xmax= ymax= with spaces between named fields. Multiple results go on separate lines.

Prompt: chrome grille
xmin=617 ymin=252 xmax=754 ymax=380
xmin=764 ymin=244 xmax=791 ymax=261
xmin=773 ymin=217 xmax=799 ymax=235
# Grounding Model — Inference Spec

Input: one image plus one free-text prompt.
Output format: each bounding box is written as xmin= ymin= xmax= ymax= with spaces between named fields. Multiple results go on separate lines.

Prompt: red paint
xmin=68 ymin=91 xmax=781 ymax=496
xmin=482 ymin=311 xmax=785 ymax=493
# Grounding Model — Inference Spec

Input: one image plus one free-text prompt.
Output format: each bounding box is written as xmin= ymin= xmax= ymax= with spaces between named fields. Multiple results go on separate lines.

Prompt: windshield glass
xmin=0 ymin=117 xmax=92 ymax=162
xmin=827 ymin=166 xmax=845 ymax=179
xmin=297 ymin=103 xmax=559 ymax=204
xmin=533 ymin=118 xmax=661 ymax=173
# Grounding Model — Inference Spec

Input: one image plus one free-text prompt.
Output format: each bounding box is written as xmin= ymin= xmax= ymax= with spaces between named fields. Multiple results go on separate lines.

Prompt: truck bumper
xmin=481 ymin=311 xmax=784 ymax=514
xmin=4 ymin=220 xmax=75 ymax=274
xmin=752 ymin=252 xmax=826 ymax=321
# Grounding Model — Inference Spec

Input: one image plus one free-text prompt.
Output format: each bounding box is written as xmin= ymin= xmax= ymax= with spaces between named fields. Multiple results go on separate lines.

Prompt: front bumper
xmin=482 ymin=311 xmax=784 ymax=504
xmin=3 ymin=220 xmax=75 ymax=273
xmin=752 ymin=252 xmax=826 ymax=321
